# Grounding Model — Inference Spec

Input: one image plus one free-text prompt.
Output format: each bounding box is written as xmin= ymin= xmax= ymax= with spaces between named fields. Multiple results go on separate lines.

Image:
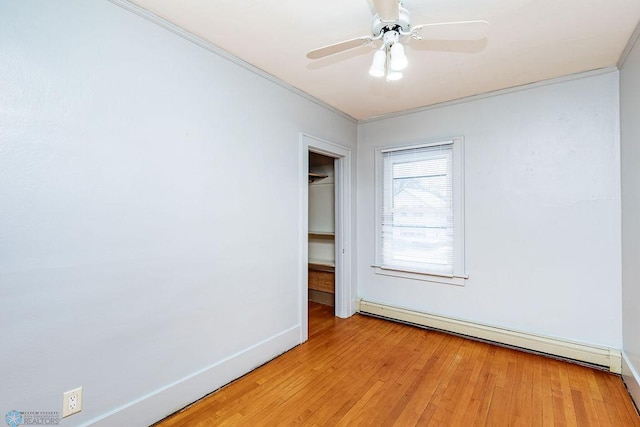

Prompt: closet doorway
xmin=299 ymin=133 xmax=353 ymax=343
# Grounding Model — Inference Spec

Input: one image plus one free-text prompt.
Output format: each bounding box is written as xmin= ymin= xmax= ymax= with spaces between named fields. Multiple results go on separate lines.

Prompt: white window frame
xmin=373 ymin=137 xmax=466 ymax=286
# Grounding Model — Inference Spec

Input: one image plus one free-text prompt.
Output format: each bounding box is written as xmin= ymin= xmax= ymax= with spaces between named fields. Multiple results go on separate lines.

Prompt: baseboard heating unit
xmin=357 ymin=299 xmax=621 ymax=373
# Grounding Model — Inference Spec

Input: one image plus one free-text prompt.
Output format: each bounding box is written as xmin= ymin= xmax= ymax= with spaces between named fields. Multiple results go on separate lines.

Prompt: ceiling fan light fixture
xmin=306 ymin=1 xmax=490 ymax=85
xmin=389 ymin=42 xmax=408 ymax=71
xmin=369 ymin=49 xmax=386 ymax=77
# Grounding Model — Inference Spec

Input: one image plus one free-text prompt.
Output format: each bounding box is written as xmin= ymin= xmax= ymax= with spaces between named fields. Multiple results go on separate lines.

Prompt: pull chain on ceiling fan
xmin=306 ymin=0 xmax=489 ymax=81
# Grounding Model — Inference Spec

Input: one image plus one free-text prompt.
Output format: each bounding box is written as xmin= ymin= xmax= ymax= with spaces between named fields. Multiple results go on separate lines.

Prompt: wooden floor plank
xmin=390 ymin=334 xmax=463 ymax=425
xmin=155 ymin=302 xmax=640 ymax=426
xmin=485 ymin=348 xmax=518 ymax=426
xmin=533 ymin=354 xmax=552 ymax=426
xmin=418 ymin=339 xmax=478 ymax=425
xmin=437 ymin=340 xmax=487 ymax=426
xmin=470 ymin=345 xmax=502 ymax=426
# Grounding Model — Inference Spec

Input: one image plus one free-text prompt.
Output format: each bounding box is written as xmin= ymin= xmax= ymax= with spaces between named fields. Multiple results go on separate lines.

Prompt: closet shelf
xmin=308 ymin=258 xmax=335 ymax=272
xmin=308 ymin=231 xmax=334 ymax=239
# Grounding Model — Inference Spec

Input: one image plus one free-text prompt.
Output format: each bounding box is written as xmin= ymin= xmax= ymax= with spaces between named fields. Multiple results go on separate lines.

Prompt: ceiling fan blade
xmin=411 ymin=20 xmax=490 ymax=41
xmin=306 ymin=36 xmax=373 ymax=59
xmin=372 ymin=0 xmax=399 ymax=22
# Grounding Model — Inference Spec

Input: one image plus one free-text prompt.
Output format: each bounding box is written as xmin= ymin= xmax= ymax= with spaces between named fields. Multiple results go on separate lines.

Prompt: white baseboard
xmin=622 ymin=351 xmax=640 ymax=410
xmin=83 ymin=325 xmax=301 ymax=427
xmin=357 ymin=299 xmax=621 ymax=373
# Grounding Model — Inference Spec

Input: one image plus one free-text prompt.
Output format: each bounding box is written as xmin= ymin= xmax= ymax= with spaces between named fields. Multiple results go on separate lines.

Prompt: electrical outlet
xmin=62 ymin=387 xmax=83 ymax=418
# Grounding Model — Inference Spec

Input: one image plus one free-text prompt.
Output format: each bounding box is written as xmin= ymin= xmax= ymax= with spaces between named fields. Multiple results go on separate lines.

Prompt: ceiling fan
xmin=306 ymin=0 xmax=489 ymax=81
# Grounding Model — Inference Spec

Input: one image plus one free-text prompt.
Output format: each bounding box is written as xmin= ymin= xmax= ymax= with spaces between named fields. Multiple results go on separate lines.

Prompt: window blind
xmin=380 ymin=143 xmax=454 ymax=275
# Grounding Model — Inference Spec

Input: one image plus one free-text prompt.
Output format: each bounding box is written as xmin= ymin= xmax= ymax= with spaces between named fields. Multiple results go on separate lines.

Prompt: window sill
xmin=372 ymin=265 xmax=467 ymax=286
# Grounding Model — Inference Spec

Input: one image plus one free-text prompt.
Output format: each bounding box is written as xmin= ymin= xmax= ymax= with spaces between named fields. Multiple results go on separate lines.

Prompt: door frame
xmin=299 ymin=133 xmax=353 ymax=343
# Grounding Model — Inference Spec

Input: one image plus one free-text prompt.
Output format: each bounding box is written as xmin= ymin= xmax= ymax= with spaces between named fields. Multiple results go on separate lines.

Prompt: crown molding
xmin=618 ymin=18 xmax=640 ymax=69
xmin=360 ymin=67 xmax=619 ymax=123
xmin=106 ymin=0 xmax=358 ymax=124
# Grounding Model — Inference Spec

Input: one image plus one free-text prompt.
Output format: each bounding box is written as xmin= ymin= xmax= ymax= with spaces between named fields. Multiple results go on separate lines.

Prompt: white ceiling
xmin=126 ymin=0 xmax=640 ymax=121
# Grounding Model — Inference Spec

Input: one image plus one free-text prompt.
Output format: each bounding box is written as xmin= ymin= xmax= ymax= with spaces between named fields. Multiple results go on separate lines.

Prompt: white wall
xmin=0 ymin=1 xmax=356 ymax=425
xmin=620 ymin=30 xmax=640 ymax=405
xmin=357 ymin=71 xmax=622 ymax=348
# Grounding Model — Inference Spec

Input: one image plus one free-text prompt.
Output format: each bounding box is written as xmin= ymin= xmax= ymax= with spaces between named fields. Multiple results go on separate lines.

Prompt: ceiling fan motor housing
xmin=372 ymin=6 xmax=410 ymax=37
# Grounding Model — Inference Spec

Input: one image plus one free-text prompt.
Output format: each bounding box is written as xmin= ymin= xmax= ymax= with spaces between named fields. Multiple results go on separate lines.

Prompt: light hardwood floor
xmin=156 ymin=302 xmax=640 ymax=426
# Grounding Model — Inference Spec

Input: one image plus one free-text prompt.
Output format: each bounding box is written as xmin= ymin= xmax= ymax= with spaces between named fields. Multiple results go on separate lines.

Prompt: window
xmin=375 ymin=138 xmax=465 ymax=285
